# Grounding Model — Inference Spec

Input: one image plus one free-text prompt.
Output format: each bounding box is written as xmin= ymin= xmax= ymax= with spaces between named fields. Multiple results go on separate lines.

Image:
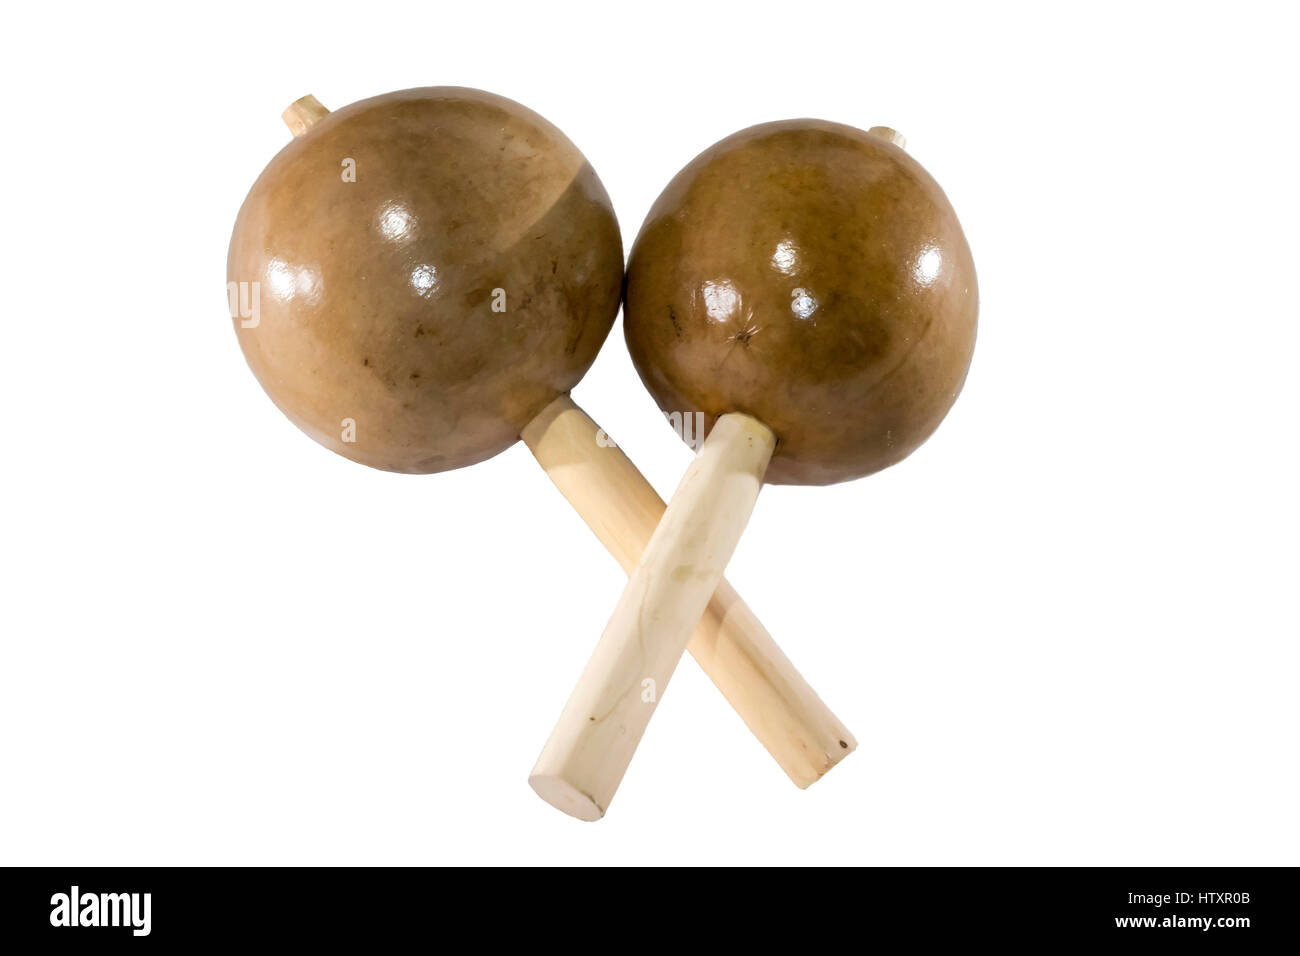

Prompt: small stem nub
xmin=282 ymin=95 xmax=330 ymax=137
xmin=868 ymin=126 xmax=907 ymax=150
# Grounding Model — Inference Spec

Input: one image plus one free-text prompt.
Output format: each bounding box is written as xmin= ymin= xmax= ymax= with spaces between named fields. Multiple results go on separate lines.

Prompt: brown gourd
xmin=533 ymin=120 xmax=977 ymax=819
xmin=228 ymin=89 xmax=856 ymax=797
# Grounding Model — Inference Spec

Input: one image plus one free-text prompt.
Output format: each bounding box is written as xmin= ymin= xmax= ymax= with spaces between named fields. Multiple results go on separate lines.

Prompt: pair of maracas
xmin=228 ymin=87 xmax=976 ymax=820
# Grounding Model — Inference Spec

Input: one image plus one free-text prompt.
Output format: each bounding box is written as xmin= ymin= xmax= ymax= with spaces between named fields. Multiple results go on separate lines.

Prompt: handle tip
xmin=792 ymin=733 xmax=859 ymax=789
xmin=867 ymin=126 xmax=907 ymax=150
xmin=282 ymin=94 xmax=329 ymax=137
xmin=529 ymin=773 xmax=606 ymax=822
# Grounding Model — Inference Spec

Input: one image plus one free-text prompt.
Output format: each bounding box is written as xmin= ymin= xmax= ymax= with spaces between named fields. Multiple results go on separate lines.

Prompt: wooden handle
xmin=282 ymin=94 xmax=330 ymax=137
xmin=867 ymin=125 xmax=907 ymax=149
xmin=530 ymin=411 xmax=778 ymax=819
xmin=521 ymin=396 xmax=856 ymax=792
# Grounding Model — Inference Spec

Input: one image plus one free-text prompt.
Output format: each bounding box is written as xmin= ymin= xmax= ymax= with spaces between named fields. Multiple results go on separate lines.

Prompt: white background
xmin=2 ymin=1 xmax=1296 ymax=866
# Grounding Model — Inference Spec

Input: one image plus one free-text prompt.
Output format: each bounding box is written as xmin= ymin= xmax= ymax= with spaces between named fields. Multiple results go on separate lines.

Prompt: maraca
xmin=227 ymin=89 xmax=856 ymax=796
xmin=533 ymin=120 xmax=977 ymax=818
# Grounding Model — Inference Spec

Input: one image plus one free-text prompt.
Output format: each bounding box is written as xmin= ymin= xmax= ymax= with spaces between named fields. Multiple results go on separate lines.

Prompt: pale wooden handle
xmin=282 ymin=94 xmax=330 ymax=136
xmin=530 ymin=412 xmax=777 ymax=819
xmin=521 ymin=396 xmax=855 ymax=791
xmin=867 ymin=125 xmax=907 ymax=149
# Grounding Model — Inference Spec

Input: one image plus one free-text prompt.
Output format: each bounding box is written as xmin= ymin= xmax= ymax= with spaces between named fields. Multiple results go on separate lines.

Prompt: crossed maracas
xmin=533 ymin=119 xmax=977 ymax=818
xmin=227 ymin=88 xmax=858 ymax=807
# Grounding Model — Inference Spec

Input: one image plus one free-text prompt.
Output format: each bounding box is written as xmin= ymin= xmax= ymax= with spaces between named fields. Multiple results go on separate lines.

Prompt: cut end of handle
xmin=282 ymin=94 xmax=330 ymax=137
xmin=529 ymin=773 xmax=605 ymax=822
xmin=795 ymin=732 xmax=859 ymax=789
xmin=868 ymin=126 xmax=907 ymax=150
